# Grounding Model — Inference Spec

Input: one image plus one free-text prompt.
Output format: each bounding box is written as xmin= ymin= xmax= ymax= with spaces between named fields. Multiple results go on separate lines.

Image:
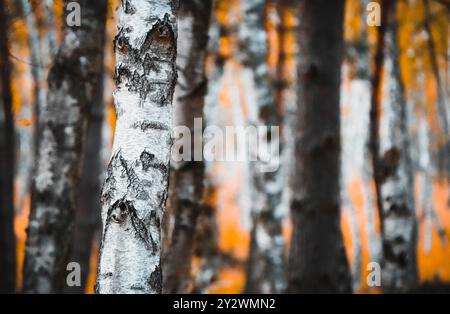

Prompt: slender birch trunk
xmin=0 ymin=0 xmax=16 ymax=293
xmin=20 ymin=0 xmax=46 ymax=141
xmin=362 ymin=151 xmax=382 ymax=264
xmin=369 ymin=0 xmax=389 ymax=237
xmin=419 ymin=117 xmax=446 ymax=254
xmin=23 ymin=0 xmax=108 ymax=293
xmin=44 ymin=0 xmax=58 ymax=58
xmin=423 ymin=0 xmax=450 ymax=199
xmin=377 ymin=0 xmax=418 ymax=292
xmin=239 ymin=0 xmax=285 ymax=294
xmin=162 ymin=0 xmax=212 ymax=294
xmin=341 ymin=0 xmax=377 ymax=289
xmin=287 ymin=0 xmax=351 ymax=293
xmin=96 ymin=0 xmax=177 ymax=294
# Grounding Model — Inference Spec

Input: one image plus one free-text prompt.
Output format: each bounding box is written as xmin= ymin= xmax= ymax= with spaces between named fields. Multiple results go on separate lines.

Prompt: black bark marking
xmin=140 ymin=151 xmax=169 ymax=174
xmin=119 ymin=154 xmax=150 ymax=201
xmin=109 ymin=200 xmax=129 ymax=224
xmin=131 ymin=120 xmax=169 ymax=131
xmin=106 ymin=198 xmax=157 ymax=254
xmin=380 ymin=147 xmax=401 ymax=183
xmin=123 ymin=0 xmax=135 ymax=14
xmin=128 ymin=203 xmax=157 ymax=253
xmin=101 ymin=152 xmax=120 ymax=203
xmin=149 ymin=265 xmax=162 ymax=293
xmin=141 ymin=14 xmax=176 ymax=60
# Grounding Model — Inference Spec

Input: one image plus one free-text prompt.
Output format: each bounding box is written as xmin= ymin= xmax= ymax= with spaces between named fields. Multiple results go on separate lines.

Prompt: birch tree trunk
xmin=239 ymin=0 xmax=285 ymax=294
xmin=162 ymin=0 xmax=211 ymax=294
xmin=419 ymin=117 xmax=445 ymax=254
xmin=20 ymin=0 xmax=46 ymax=149
xmin=0 ymin=0 xmax=16 ymax=293
xmin=43 ymin=0 xmax=58 ymax=58
xmin=422 ymin=0 xmax=450 ymax=199
xmin=340 ymin=0 xmax=377 ymax=289
xmin=287 ymin=0 xmax=351 ymax=293
xmin=96 ymin=0 xmax=177 ymax=294
xmin=23 ymin=0 xmax=108 ymax=293
xmin=377 ymin=0 xmax=418 ymax=292
xmin=369 ymin=0 xmax=389 ymax=234
xmin=66 ymin=6 xmax=108 ymax=293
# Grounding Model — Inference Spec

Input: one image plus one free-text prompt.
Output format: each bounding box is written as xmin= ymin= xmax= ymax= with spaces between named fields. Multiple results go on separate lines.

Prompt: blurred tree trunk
xmin=419 ymin=116 xmax=446 ymax=255
xmin=96 ymin=0 xmax=177 ymax=294
xmin=191 ymin=185 xmax=220 ymax=293
xmin=43 ymin=0 xmax=57 ymax=58
xmin=162 ymin=0 xmax=211 ymax=294
xmin=341 ymin=0 xmax=378 ymax=290
xmin=375 ymin=0 xmax=418 ymax=292
xmin=65 ymin=11 xmax=107 ymax=293
xmin=23 ymin=0 xmax=108 ymax=293
xmin=0 ymin=0 xmax=16 ymax=293
xmin=239 ymin=0 xmax=285 ymax=294
xmin=20 ymin=0 xmax=46 ymax=147
xmin=287 ymin=0 xmax=351 ymax=293
xmin=369 ymin=0 xmax=389 ymax=244
xmin=423 ymin=0 xmax=450 ymax=200
xmin=190 ymin=6 xmax=224 ymax=292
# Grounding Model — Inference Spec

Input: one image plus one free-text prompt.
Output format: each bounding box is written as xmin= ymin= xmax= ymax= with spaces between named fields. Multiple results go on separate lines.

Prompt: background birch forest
xmin=0 ymin=0 xmax=450 ymax=294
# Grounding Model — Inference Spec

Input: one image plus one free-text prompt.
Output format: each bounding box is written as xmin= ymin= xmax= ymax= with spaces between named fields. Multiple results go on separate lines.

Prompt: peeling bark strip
xmin=288 ymin=0 xmax=351 ymax=293
xmin=239 ymin=0 xmax=285 ymax=294
xmin=162 ymin=0 xmax=211 ymax=294
xmin=22 ymin=0 xmax=108 ymax=293
xmin=96 ymin=0 xmax=177 ymax=294
xmin=0 ymin=0 xmax=16 ymax=293
xmin=378 ymin=0 xmax=417 ymax=292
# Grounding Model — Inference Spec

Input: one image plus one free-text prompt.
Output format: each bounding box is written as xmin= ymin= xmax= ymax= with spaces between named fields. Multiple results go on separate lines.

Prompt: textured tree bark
xmin=66 ymin=8 xmax=107 ymax=293
xmin=162 ymin=0 xmax=211 ymax=294
xmin=377 ymin=0 xmax=418 ymax=292
xmin=0 ymin=0 xmax=16 ymax=293
xmin=23 ymin=0 xmax=108 ymax=293
xmin=96 ymin=0 xmax=177 ymax=294
xmin=239 ymin=0 xmax=285 ymax=294
xmin=287 ymin=0 xmax=351 ymax=293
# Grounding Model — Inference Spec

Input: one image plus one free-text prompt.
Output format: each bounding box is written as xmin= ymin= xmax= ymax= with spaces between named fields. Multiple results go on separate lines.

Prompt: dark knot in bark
xmin=110 ymin=199 xmax=130 ymax=224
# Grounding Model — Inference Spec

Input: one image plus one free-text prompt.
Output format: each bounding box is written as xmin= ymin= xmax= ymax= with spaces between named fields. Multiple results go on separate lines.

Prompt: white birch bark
xmin=418 ymin=117 xmax=446 ymax=254
xmin=96 ymin=0 xmax=177 ymax=294
xmin=23 ymin=0 xmax=108 ymax=294
xmin=377 ymin=1 xmax=417 ymax=291
xmin=43 ymin=0 xmax=58 ymax=60
xmin=18 ymin=0 xmax=47 ymax=213
xmin=340 ymin=0 xmax=378 ymax=287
